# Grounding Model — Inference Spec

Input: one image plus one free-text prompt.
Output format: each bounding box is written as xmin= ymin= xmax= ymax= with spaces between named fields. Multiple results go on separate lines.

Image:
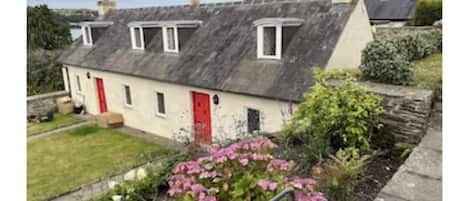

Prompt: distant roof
xmin=365 ymin=0 xmax=417 ymax=20
xmin=59 ymin=0 xmax=356 ymax=102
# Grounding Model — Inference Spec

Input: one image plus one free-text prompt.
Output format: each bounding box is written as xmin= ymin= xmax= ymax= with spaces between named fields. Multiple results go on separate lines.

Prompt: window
xmin=123 ymin=85 xmax=133 ymax=106
xmin=82 ymin=26 xmax=93 ymax=46
xmin=247 ymin=108 xmax=260 ymax=133
xmin=155 ymin=92 xmax=166 ymax=116
xmin=257 ymin=25 xmax=282 ymax=59
xmin=76 ymin=75 xmax=82 ymax=92
xmin=130 ymin=26 xmax=144 ymax=50
xmin=163 ymin=26 xmax=179 ymax=53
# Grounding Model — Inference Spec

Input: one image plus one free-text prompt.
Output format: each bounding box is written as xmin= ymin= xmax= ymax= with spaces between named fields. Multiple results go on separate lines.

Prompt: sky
xmin=27 ymin=0 xmax=237 ymax=9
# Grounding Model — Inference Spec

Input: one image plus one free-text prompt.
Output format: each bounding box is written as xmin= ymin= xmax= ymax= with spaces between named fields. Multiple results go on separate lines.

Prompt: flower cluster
xmin=168 ymin=137 xmax=327 ymax=201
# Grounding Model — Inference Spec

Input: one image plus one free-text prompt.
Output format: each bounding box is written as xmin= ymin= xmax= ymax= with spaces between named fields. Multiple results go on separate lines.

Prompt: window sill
xmin=124 ymin=104 xmax=134 ymax=109
xmin=155 ymin=113 xmax=166 ymax=119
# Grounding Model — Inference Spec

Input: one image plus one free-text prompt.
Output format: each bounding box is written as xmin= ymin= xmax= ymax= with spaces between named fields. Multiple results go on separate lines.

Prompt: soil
xmin=349 ymin=148 xmax=406 ymax=201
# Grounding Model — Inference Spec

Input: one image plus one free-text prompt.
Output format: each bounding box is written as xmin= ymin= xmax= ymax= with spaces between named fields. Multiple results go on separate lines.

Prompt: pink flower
xmin=258 ymin=179 xmax=270 ymax=190
xmin=239 ymin=158 xmax=249 ymax=166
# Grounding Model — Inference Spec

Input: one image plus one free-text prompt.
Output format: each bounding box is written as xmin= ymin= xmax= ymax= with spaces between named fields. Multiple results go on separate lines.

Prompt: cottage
xmin=58 ymin=0 xmax=373 ymax=144
xmin=365 ymin=0 xmax=417 ymax=27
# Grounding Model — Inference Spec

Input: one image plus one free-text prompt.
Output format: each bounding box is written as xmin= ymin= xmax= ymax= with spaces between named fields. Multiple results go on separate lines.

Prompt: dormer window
xmin=128 ymin=20 xmax=202 ymax=53
xmin=163 ymin=26 xmax=178 ymax=53
xmin=254 ymin=18 xmax=304 ymax=59
xmin=80 ymin=21 xmax=113 ymax=46
xmin=130 ymin=26 xmax=144 ymax=50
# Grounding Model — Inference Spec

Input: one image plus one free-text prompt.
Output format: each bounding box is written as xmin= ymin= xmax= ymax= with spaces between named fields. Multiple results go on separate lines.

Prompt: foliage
xmin=312 ymin=148 xmax=369 ymax=201
xmin=27 ymin=5 xmax=72 ymax=50
xmin=411 ymin=54 xmax=442 ymax=101
xmin=394 ymin=143 xmax=415 ymax=159
xmin=28 ymin=125 xmax=168 ymax=201
xmin=168 ymin=138 xmax=327 ymax=201
xmin=27 ymin=49 xmax=65 ymax=96
xmin=93 ymin=153 xmax=191 ymax=201
xmin=281 ymin=68 xmax=383 ymax=163
xmin=414 ymin=0 xmax=442 ymax=26
xmin=360 ymin=30 xmax=442 ymax=85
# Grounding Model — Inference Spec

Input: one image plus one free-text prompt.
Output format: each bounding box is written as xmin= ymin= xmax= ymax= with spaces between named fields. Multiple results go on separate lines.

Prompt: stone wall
xmin=27 ymin=91 xmax=69 ymax=116
xmin=360 ymin=82 xmax=434 ymax=144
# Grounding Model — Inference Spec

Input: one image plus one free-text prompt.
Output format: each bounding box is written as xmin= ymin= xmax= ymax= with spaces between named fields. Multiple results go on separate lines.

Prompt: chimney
xmin=191 ymin=0 xmax=200 ymax=7
xmin=97 ymin=0 xmax=116 ymax=16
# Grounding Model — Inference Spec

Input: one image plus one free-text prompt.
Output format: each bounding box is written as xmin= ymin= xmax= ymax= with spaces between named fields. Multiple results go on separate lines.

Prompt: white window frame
xmin=75 ymin=75 xmax=82 ymax=93
xmin=154 ymin=91 xmax=166 ymax=118
xmin=122 ymin=84 xmax=134 ymax=108
xmin=256 ymin=25 xmax=282 ymax=60
xmin=130 ymin=26 xmax=145 ymax=50
xmin=162 ymin=26 xmax=179 ymax=53
xmin=81 ymin=25 xmax=93 ymax=46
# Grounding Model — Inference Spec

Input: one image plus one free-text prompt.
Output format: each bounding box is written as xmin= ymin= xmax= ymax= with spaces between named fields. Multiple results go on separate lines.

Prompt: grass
xmin=27 ymin=113 xmax=83 ymax=136
xmin=27 ymin=125 xmax=169 ymax=201
xmin=411 ymin=53 xmax=442 ymax=100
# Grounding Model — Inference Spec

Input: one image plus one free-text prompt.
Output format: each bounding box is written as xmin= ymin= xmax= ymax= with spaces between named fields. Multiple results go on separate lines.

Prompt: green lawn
xmin=411 ymin=53 xmax=442 ymax=100
xmin=27 ymin=125 xmax=169 ymax=201
xmin=27 ymin=113 xmax=83 ymax=136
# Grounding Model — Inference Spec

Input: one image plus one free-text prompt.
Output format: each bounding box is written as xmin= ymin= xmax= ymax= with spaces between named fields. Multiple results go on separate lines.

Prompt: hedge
xmin=414 ymin=0 xmax=442 ymax=26
xmin=360 ymin=29 xmax=442 ymax=85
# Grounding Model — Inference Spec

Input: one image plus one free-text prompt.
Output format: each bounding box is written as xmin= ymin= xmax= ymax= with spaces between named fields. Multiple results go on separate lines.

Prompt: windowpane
xmin=247 ymin=108 xmax=260 ymax=133
xmin=167 ymin=27 xmax=176 ymax=50
xmin=134 ymin=27 xmax=142 ymax=48
xmin=124 ymin=85 xmax=132 ymax=105
xmin=263 ymin=27 xmax=276 ymax=56
xmin=85 ymin=27 xmax=91 ymax=44
xmin=156 ymin=92 xmax=165 ymax=115
xmin=76 ymin=76 xmax=81 ymax=91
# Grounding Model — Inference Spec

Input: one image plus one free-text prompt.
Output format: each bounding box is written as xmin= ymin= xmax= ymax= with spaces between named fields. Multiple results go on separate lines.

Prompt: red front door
xmin=95 ymin=78 xmax=108 ymax=113
xmin=192 ymin=92 xmax=211 ymax=144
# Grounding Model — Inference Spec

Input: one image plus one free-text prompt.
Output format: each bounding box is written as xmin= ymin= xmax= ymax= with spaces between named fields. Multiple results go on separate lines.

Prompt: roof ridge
xmin=113 ymin=0 xmax=331 ymax=13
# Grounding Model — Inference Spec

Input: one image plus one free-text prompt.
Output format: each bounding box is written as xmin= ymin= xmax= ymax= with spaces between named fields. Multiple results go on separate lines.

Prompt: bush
xmin=92 ymin=152 xmax=191 ymax=201
xmin=414 ymin=0 xmax=442 ymax=26
xmin=281 ymin=69 xmax=383 ymax=163
xmin=27 ymin=49 xmax=65 ymax=96
xmin=360 ymin=29 xmax=442 ymax=85
xmin=168 ymin=138 xmax=327 ymax=201
xmin=312 ymin=148 xmax=369 ymax=201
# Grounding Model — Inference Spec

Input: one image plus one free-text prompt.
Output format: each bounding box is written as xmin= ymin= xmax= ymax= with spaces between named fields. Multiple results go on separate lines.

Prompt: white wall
xmin=327 ymin=0 xmax=374 ymax=69
xmin=66 ymin=65 xmax=296 ymax=143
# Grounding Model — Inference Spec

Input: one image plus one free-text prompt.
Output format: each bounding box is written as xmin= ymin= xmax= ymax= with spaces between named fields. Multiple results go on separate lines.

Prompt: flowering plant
xmin=168 ymin=138 xmax=327 ymax=201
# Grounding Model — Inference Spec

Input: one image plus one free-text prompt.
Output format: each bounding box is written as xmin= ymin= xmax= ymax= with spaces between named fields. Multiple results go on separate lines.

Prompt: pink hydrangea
xmin=268 ymin=159 xmax=290 ymax=172
xmin=257 ymin=179 xmax=278 ymax=191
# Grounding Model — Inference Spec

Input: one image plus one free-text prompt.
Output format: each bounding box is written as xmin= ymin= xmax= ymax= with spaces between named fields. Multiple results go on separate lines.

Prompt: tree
xmin=27 ymin=5 xmax=72 ymax=50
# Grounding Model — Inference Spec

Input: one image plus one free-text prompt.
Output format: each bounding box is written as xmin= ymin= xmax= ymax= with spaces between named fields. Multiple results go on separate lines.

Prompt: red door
xmin=95 ymin=78 xmax=108 ymax=113
xmin=192 ymin=92 xmax=211 ymax=144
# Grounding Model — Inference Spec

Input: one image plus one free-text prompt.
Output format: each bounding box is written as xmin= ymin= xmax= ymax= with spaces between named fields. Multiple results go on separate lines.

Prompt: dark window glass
xmin=247 ymin=108 xmax=260 ymax=133
xmin=134 ymin=27 xmax=142 ymax=48
xmin=263 ymin=27 xmax=276 ymax=56
xmin=85 ymin=27 xmax=92 ymax=44
xmin=124 ymin=85 xmax=132 ymax=105
xmin=157 ymin=92 xmax=165 ymax=115
xmin=76 ymin=76 xmax=81 ymax=91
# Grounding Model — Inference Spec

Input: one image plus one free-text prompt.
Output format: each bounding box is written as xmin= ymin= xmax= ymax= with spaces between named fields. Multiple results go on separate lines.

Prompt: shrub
xmin=312 ymin=148 xmax=369 ymax=201
xmin=414 ymin=0 xmax=442 ymax=26
xmin=360 ymin=29 xmax=442 ymax=85
xmin=168 ymin=138 xmax=327 ymax=201
xmin=92 ymin=152 xmax=191 ymax=201
xmin=282 ymin=68 xmax=383 ymax=163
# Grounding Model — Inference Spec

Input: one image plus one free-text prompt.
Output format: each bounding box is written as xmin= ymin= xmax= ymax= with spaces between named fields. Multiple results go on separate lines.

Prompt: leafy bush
xmin=93 ymin=152 xmax=191 ymax=201
xmin=282 ymin=69 xmax=383 ymax=163
xmin=414 ymin=0 xmax=442 ymax=26
xmin=312 ymin=148 xmax=369 ymax=201
xmin=360 ymin=29 xmax=442 ymax=85
xmin=168 ymin=138 xmax=327 ymax=201
xmin=27 ymin=49 xmax=65 ymax=96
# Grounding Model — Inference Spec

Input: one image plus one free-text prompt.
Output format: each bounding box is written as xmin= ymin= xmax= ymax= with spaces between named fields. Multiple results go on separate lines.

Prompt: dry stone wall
xmin=27 ymin=91 xmax=69 ymax=116
xmin=360 ymin=82 xmax=434 ymax=144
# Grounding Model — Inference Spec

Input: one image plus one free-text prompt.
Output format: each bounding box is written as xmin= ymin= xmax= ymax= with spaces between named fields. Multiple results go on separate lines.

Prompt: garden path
xmin=375 ymin=104 xmax=442 ymax=201
xmin=27 ymin=121 xmax=94 ymax=142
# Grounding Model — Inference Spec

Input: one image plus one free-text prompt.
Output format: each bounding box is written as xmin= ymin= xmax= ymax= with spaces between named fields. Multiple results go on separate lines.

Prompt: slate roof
xmin=365 ymin=0 xmax=417 ymax=20
xmin=59 ymin=0 xmax=356 ymax=102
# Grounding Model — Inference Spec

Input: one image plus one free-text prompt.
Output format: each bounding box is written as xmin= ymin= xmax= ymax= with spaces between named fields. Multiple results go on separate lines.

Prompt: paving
xmin=375 ymin=108 xmax=442 ymax=201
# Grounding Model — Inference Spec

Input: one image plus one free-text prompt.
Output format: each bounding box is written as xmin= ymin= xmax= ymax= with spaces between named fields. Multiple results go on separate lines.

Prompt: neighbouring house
xmin=58 ymin=0 xmax=373 ymax=144
xmin=365 ymin=0 xmax=417 ymax=27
